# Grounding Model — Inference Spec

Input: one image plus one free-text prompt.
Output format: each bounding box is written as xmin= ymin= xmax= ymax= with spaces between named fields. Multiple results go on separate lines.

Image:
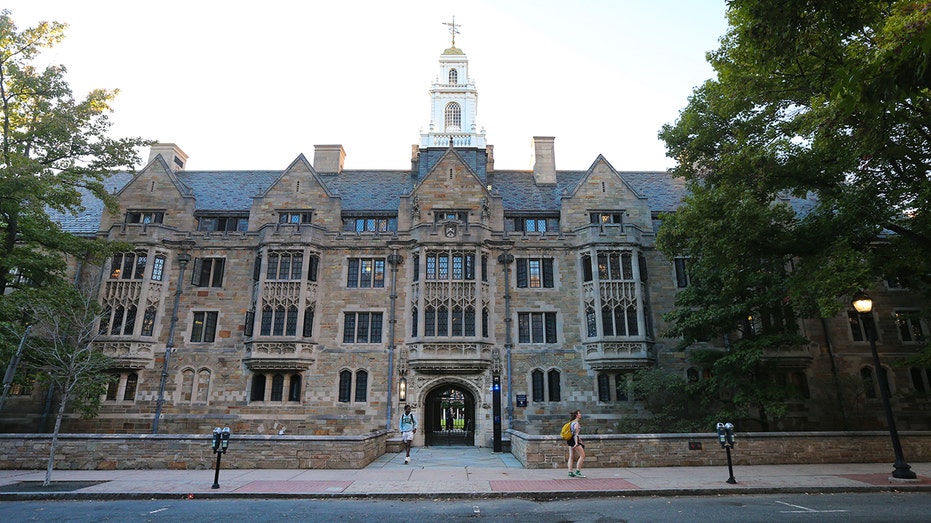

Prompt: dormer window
xmin=278 ymin=211 xmax=312 ymax=224
xmin=126 ymin=210 xmax=164 ymax=224
xmin=444 ymin=102 xmax=461 ymax=131
xmin=448 ymin=69 xmax=458 ymax=84
xmin=590 ymin=212 xmax=623 ymax=225
xmin=434 ymin=210 xmax=467 ymax=223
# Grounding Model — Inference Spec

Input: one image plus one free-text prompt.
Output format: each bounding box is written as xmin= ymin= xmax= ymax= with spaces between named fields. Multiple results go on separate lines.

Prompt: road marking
xmin=149 ymin=508 xmax=169 ymax=514
xmin=776 ymin=501 xmax=847 ymax=513
xmin=473 ymin=505 xmax=481 ymax=515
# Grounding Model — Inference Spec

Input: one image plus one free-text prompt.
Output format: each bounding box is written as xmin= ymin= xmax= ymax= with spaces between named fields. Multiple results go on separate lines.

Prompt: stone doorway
xmin=424 ymin=384 xmax=475 ymax=446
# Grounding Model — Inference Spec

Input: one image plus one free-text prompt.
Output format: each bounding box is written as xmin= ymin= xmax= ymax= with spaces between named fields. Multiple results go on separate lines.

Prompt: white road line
xmin=149 ymin=508 xmax=169 ymax=514
xmin=776 ymin=501 xmax=847 ymax=514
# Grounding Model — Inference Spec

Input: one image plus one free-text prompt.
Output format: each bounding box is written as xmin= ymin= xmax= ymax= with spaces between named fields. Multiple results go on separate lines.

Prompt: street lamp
xmin=851 ymin=290 xmax=916 ymax=480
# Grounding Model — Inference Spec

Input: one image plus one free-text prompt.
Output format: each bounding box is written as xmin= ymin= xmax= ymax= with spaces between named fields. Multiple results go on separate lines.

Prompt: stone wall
xmin=3 ymin=430 xmax=930 ymax=470
xmin=507 ymin=430 xmax=931 ymax=469
xmin=0 ymin=431 xmax=388 ymax=470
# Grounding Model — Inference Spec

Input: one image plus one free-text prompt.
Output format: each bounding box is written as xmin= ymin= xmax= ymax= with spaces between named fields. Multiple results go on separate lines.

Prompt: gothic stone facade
xmin=2 ymin=44 xmax=929 ymax=442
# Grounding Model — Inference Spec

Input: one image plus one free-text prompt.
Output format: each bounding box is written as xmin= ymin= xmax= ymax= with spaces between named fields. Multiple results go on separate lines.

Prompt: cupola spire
xmin=420 ymin=18 xmax=486 ymax=149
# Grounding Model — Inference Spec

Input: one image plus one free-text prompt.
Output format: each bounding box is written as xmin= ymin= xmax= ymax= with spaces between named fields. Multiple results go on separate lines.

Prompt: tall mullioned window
xmin=266 ymin=252 xmax=303 ymax=281
xmin=516 ymin=258 xmax=554 ymax=288
xmin=347 ymin=258 xmax=386 ymax=288
xmin=518 ymin=312 xmax=557 ymax=344
xmin=343 ymin=312 xmax=383 ymax=343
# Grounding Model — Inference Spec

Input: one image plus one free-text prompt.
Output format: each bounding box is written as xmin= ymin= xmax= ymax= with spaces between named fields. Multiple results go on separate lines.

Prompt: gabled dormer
xmin=406 ymin=147 xmax=497 ymax=239
xmin=101 ymin=153 xmax=196 ymax=234
xmin=249 ymin=154 xmax=342 ymax=232
xmin=561 ymin=155 xmax=655 ymax=246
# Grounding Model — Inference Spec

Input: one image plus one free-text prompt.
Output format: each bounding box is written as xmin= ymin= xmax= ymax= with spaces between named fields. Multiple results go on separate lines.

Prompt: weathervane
xmin=443 ymin=16 xmax=461 ymax=47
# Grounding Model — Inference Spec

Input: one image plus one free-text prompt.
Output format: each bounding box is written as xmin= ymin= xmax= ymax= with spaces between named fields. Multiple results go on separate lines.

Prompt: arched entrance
xmin=424 ymin=384 xmax=475 ymax=446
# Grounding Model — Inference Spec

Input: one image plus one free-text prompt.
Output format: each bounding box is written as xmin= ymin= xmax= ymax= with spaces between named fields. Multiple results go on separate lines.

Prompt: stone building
xmin=2 ymin=37 xmax=929 ymax=444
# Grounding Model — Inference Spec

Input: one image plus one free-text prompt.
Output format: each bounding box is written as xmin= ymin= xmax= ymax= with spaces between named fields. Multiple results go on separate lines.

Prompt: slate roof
xmin=50 ymin=166 xmax=689 ymax=234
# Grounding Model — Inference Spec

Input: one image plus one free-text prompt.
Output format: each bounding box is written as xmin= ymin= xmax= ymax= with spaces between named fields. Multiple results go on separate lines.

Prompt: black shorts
xmin=566 ymin=440 xmax=584 ymax=448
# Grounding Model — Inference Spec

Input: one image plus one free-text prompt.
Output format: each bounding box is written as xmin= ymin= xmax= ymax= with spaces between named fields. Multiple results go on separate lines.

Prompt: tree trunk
xmin=43 ymin=388 xmax=69 ymax=487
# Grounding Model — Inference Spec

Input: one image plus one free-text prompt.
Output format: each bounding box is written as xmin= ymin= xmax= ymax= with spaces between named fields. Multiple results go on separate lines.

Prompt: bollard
xmin=715 ymin=422 xmax=737 ymax=484
xmin=211 ymin=427 xmax=231 ymax=489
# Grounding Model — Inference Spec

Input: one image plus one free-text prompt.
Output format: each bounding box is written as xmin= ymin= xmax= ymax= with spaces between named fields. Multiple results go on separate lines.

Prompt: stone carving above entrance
xmin=244 ymin=341 xmax=316 ymax=370
xmin=407 ymin=341 xmax=492 ymax=374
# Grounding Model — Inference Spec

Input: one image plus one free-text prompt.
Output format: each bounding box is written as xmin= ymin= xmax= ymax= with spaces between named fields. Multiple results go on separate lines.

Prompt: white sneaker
xmin=404 ymin=457 xmax=410 ymax=464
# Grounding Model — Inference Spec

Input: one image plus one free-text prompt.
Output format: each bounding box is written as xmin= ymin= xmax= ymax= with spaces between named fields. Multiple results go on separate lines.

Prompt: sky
xmin=4 ymin=1 xmax=729 ymax=172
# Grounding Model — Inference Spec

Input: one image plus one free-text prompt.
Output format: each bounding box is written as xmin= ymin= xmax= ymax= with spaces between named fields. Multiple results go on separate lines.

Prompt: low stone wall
xmin=0 ymin=431 xmax=389 ymax=470
xmin=506 ymin=429 xmax=931 ymax=469
xmin=2 ymin=430 xmax=929 ymax=470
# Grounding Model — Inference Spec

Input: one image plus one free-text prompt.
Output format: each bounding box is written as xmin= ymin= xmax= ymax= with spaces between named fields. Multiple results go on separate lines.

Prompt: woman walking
xmin=566 ymin=410 xmax=586 ymax=477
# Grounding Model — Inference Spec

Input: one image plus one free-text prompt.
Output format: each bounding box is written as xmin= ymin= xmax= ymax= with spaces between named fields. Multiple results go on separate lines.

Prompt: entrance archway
xmin=424 ymin=384 xmax=475 ymax=446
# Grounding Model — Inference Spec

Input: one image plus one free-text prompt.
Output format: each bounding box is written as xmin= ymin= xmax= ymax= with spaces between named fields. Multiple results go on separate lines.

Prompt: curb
xmin=3 ymin=484 xmax=931 ymax=502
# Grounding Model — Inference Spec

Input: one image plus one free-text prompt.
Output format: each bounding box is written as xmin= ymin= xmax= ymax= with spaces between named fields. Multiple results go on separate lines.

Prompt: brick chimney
xmin=313 ymin=144 xmax=346 ymax=174
xmin=147 ymin=143 xmax=188 ymax=172
xmin=531 ymin=136 xmax=556 ymax=185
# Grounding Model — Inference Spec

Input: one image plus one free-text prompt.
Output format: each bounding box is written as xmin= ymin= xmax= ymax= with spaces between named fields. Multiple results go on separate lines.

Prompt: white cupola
xmin=420 ymin=17 xmax=486 ymax=149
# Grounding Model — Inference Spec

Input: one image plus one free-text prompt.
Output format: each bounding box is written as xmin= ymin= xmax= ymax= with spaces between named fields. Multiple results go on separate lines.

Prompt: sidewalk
xmin=1 ymin=447 xmax=929 ymax=500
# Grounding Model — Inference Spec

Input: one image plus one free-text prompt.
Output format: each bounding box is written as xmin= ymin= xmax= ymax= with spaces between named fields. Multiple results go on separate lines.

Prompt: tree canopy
xmin=0 ymin=10 xmax=148 ymax=294
xmin=659 ymin=0 xmax=931 ymax=336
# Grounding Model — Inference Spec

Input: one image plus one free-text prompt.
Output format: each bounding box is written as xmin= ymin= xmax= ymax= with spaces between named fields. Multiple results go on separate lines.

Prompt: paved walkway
xmin=1 ymin=447 xmax=929 ymax=500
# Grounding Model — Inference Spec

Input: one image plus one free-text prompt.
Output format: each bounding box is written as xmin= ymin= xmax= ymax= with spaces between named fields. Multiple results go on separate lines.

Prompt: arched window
xmin=448 ymin=69 xmax=458 ymax=84
xmin=451 ymin=306 xmax=464 ymax=336
xmin=251 ymin=374 xmax=266 ymax=401
xmin=181 ymin=368 xmax=195 ymax=402
xmin=338 ymin=370 xmax=352 ymax=402
xmin=123 ymin=373 xmax=138 ymax=401
xmin=686 ymin=368 xmax=699 ymax=383
xmin=547 ymin=369 xmax=561 ymax=402
xmin=355 ymin=370 xmax=368 ymax=402
xmin=288 ymin=374 xmax=302 ymax=402
xmin=445 ymin=102 xmax=461 ymax=131
xmin=271 ymin=374 xmax=285 ymax=401
xmin=437 ymin=306 xmax=449 ymax=336
xmin=196 ymin=369 xmax=211 ymax=403
xmin=106 ymin=372 xmax=120 ymax=401
xmin=303 ymin=307 xmax=315 ymax=337
xmin=531 ymin=369 xmax=544 ymax=402
xmin=597 ymin=374 xmax=610 ymax=402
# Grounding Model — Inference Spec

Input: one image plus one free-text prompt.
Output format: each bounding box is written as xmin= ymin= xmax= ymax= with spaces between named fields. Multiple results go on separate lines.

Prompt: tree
xmin=659 ymin=0 xmax=931 ymax=316
xmin=620 ymin=369 xmax=708 ymax=433
xmin=655 ymin=1 xmax=931 ymax=428
xmin=0 ymin=11 xmax=148 ymax=295
xmin=10 ymin=284 xmax=112 ymax=486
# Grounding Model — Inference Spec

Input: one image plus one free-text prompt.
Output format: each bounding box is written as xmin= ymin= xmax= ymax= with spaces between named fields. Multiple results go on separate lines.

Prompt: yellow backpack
xmin=560 ymin=421 xmax=573 ymax=440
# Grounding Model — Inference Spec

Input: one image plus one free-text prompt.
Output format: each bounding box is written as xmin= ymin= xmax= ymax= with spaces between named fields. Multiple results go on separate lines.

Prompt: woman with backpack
xmin=566 ymin=410 xmax=586 ymax=477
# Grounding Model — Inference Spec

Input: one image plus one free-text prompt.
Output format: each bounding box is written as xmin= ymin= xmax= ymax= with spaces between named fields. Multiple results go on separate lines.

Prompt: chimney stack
xmin=313 ymin=144 xmax=346 ymax=174
xmin=147 ymin=143 xmax=188 ymax=172
xmin=531 ymin=136 xmax=556 ymax=185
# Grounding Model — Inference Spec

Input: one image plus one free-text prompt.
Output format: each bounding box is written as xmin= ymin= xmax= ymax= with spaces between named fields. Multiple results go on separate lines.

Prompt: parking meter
xmin=715 ymin=421 xmax=737 ymax=484
xmin=723 ymin=422 xmax=735 ymax=447
xmin=220 ymin=427 xmax=231 ymax=452
xmin=211 ymin=426 xmax=230 ymax=489
xmin=211 ymin=427 xmax=222 ymax=452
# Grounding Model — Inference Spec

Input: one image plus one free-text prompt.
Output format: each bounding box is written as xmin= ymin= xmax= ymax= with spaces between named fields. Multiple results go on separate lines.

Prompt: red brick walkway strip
xmin=838 ymin=473 xmax=931 ymax=486
xmin=234 ymin=480 xmax=352 ymax=493
xmin=489 ymin=478 xmax=640 ymax=492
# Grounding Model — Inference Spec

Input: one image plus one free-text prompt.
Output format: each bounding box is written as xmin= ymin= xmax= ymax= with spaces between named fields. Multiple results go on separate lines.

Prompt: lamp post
xmin=153 ymin=252 xmax=191 ymax=434
xmin=851 ymin=290 xmax=916 ymax=480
